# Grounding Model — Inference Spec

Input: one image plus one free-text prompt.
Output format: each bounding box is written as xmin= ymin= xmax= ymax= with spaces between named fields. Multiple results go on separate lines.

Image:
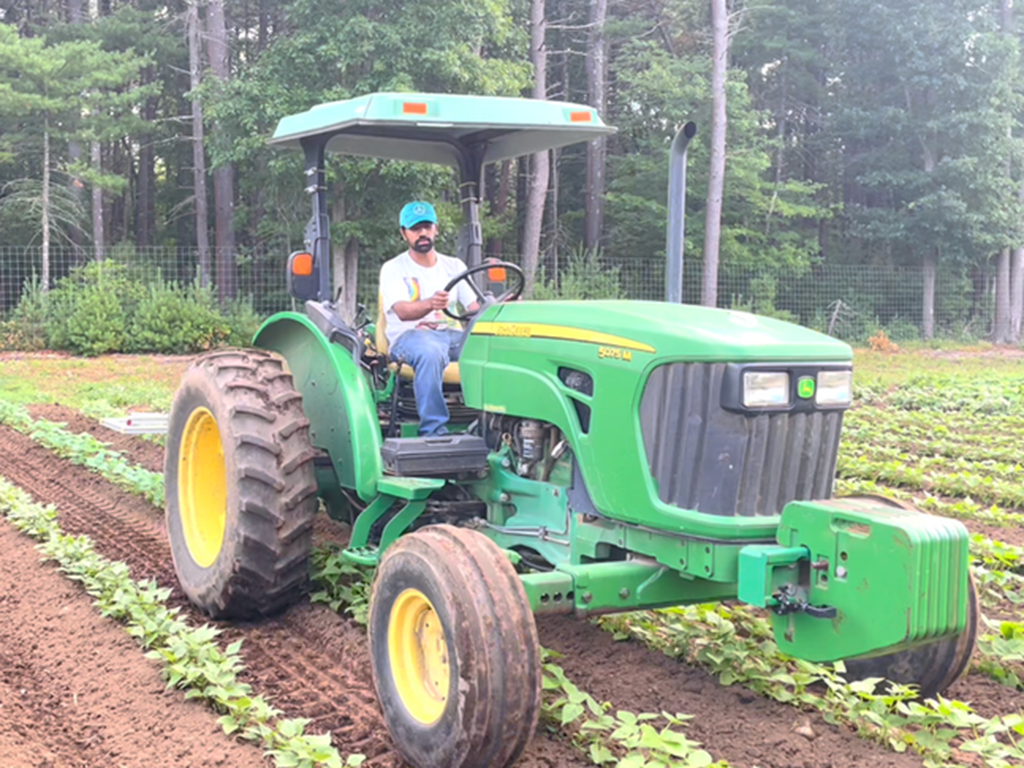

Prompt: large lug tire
xmin=165 ymin=348 xmax=318 ymax=618
xmin=842 ymin=572 xmax=978 ymax=699
xmin=368 ymin=525 xmax=541 ymax=768
xmin=836 ymin=495 xmax=978 ymax=698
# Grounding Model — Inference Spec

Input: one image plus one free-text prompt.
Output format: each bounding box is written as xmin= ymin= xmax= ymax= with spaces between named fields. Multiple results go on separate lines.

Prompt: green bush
xmin=533 ymin=247 xmax=625 ymax=300
xmin=128 ymin=279 xmax=230 ymax=354
xmin=223 ymin=297 xmax=264 ymax=347
xmin=0 ymin=274 xmax=48 ymax=351
xmin=47 ymin=261 xmax=147 ymax=352
xmin=65 ymin=287 xmax=127 ymax=355
xmin=729 ymin=274 xmax=798 ymax=324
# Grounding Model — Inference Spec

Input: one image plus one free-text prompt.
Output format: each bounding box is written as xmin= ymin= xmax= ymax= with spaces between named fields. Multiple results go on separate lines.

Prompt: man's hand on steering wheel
xmin=442 ymin=261 xmax=525 ymax=322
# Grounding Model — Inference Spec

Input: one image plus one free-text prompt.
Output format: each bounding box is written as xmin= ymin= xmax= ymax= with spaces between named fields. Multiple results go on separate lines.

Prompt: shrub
xmin=47 ymin=261 xmax=147 ymax=353
xmin=65 ymin=287 xmax=127 ymax=355
xmin=533 ymin=247 xmax=624 ymax=300
xmin=128 ymin=279 xmax=230 ymax=354
xmin=223 ymin=297 xmax=264 ymax=347
xmin=729 ymin=274 xmax=798 ymax=324
xmin=0 ymin=274 xmax=48 ymax=351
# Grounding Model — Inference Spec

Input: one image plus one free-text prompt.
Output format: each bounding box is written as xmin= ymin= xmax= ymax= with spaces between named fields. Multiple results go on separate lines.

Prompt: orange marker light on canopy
xmin=569 ymin=110 xmax=593 ymax=123
xmin=291 ymin=252 xmax=314 ymax=276
xmin=403 ymin=102 xmax=428 ymax=115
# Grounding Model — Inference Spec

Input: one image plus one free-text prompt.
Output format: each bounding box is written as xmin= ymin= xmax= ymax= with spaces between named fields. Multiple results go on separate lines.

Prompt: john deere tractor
xmin=165 ymin=93 xmax=977 ymax=768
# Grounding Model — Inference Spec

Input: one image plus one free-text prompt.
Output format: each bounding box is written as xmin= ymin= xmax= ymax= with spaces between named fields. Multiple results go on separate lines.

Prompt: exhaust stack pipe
xmin=665 ymin=121 xmax=697 ymax=303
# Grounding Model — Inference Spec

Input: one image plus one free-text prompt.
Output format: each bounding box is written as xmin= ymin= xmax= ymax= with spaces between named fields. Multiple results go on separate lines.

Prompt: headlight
xmin=743 ymin=371 xmax=790 ymax=408
xmin=816 ymin=370 xmax=852 ymax=407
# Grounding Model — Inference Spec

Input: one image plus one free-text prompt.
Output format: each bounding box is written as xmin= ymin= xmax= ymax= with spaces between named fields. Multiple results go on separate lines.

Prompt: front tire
xmin=368 ymin=525 xmax=541 ymax=768
xmin=837 ymin=494 xmax=979 ymax=698
xmin=842 ymin=572 xmax=978 ymax=698
xmin=165 ymin=348 xmax=318 ymax=618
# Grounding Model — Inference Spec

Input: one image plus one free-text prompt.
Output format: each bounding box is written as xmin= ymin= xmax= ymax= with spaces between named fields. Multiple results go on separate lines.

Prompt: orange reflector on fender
xmin=292 ymin=252 xmax=313 ymax=276
xmin=403 ymin=102 xmax=428 ymax=115
xmin=487 ymin=267 xmax=507 ymax=282
xmin=569 ymin=110 xmax=593 ymax=123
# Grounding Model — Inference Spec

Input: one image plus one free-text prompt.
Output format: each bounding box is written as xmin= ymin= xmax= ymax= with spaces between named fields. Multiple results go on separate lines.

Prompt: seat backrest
xmin=376 ymin=295 xmax=390 ymax=356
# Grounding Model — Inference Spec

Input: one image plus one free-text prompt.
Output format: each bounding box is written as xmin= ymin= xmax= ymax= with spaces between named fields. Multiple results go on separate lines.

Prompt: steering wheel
xmin=442 ymin=261 xmax=525 ymax=322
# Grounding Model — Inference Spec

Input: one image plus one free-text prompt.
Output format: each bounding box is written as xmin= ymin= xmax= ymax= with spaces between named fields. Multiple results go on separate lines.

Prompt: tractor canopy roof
xmin=268 ymin=92 xmax=615 ymax=167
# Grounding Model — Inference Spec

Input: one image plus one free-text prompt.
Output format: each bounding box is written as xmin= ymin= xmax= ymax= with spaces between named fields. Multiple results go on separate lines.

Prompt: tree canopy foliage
xmin=0 ymin=0 xmax=1022 ymax=337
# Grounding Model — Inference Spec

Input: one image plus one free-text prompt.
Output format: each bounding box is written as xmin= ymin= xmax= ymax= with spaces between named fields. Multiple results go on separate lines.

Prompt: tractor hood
xmin=471 ymin=300 xmax=852 ymax=363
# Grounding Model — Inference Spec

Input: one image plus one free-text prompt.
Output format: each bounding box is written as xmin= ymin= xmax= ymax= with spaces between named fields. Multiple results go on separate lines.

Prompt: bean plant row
xmin=0 ymin=475 xmax=362 ymax=768
xmin=0 ymin=403 xmax=727 ymax=768
xmin=2 ymin=364 xmax=1024 ymax=766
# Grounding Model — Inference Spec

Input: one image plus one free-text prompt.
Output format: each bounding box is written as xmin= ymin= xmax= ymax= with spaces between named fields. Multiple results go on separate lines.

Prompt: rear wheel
xmin=368 ymin=525 xmax=541 ymax=768
xmin=165 ymin=348 xmax=318 ymax=618
xmin=838 ymin=495 xmax=978 ymax=698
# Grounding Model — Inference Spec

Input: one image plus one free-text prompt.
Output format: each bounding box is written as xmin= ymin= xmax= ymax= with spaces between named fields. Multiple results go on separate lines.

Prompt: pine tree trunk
xmin=485 ymin=160 xmax=512 ymax=259
xmin=330 ymin=190 xmax=361 ymax=322
xmin=995 ymin=247 xmax=1011 ymax=343
xmin=92 ymin=141 xmax=105 ymax=260
xmin=921 ymin=147 xmax=938 ymax=340
xmin=207 ymin=0 xmax=236 ymax=302
xmin=584 ymin=0 xmax=607 ymax=251
xmin=1012 ymin=242 xmax=1024 ymax=344
xmin=42 ymin=120 xmax=51 ymax=294
xmin=187 ymin=0 xmax=211 ymax=286
xmin=137 ymin=72 xmax=156 ymax=247
xmin=66 ymin=0 xmax=85 ymax=259
xmin=1000 ymin=0 xmax=1022 ymax=343
xmin=702 ymin=0 xmax=728 ymax=308
xmin=923 ymin=249 xmax=937 ymax=339
xmin=522 ymin=0 xmax=548 ymax=297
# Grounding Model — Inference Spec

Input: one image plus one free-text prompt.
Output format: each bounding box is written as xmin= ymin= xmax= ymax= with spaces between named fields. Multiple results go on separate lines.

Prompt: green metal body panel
xmin=740 ymin=498 xmax=970 ymax=661
xmin=254 ymin=312 xmax=383 ymax=502
xmin=269 ymin=92 xmax=615 ymax=166
xmin=460 ymin=299 xmax=853 ymax=541
xmin=251 ymin=300 xmax=967 ymax=663
xmin=521 ymin=562 xmax=737 ymax=616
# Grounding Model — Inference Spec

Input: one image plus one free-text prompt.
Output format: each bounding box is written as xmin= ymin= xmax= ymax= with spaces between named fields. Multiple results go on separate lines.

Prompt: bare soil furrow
xmin=6 ymin=410 xmax=1020 ymax=768
xmin=0 ymin=421 xmax=590 ymax=768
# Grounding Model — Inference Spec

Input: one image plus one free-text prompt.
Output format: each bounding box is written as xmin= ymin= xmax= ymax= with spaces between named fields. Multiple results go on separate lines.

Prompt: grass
xmin=4 ymin=343 xmax=1024 ymax=766
xmin=2 ymin=346 xmax=1022 ymax=415
xmin=852 ymin=346 xmax=1024 ymax=389
xmin=0 ymin=352 xmax=188 ymax=414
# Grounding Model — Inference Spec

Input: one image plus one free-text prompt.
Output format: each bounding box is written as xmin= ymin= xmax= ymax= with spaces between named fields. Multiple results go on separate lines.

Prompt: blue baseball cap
xmin=399 ymin=201 xmax=438 ymax=229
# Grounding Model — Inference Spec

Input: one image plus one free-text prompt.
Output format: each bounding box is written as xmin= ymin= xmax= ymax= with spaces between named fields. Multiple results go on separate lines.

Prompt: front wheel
xmin=842 ymin=572 xmax=978 ymax=698
xmin=368 ymin=525 xmax=541 ymax=768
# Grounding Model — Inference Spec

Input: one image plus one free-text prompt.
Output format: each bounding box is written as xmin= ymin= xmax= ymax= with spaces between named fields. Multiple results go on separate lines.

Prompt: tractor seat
xmin=376 ymin=303 xmax=462 ymax=385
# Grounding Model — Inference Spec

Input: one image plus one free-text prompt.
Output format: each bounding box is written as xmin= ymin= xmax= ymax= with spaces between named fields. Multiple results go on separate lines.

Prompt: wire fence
xmin=0 ymin=244 xmax=999 ymax=343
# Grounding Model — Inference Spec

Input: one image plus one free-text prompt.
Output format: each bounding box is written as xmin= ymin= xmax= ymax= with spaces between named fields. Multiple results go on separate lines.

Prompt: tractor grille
xmin=639 ymin=363 xmax=844 ymax=517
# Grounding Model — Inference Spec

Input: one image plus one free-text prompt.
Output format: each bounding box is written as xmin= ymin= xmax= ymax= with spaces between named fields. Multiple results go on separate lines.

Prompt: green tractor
xmin=165 ymin=92 xmax=977 ymax=768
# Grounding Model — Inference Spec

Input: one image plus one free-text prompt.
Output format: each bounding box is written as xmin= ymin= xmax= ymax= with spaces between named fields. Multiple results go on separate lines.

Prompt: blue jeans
xmin=390 ymin=328 xmax=463 ymax=435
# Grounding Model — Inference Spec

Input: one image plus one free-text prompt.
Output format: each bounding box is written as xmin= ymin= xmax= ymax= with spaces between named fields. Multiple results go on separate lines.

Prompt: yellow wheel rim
xmin=177 ymin=407 xmax=227 ymax=568
xmin=387 ymin=589 xmax=451 ymax=725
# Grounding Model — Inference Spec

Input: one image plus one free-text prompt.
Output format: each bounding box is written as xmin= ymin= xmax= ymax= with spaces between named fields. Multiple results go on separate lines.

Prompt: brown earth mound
xmin=3 ymin=410 xmax=1018 ymax=767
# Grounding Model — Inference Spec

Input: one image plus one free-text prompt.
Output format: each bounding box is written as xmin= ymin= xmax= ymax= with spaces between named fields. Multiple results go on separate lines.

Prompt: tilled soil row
xmin=0 ymin=518 xmax=272 ymax=768
xmin=2 ymin=407 xmax=1010 ymax=767
xmin=0 ymin=420 xmax=586 ymax=768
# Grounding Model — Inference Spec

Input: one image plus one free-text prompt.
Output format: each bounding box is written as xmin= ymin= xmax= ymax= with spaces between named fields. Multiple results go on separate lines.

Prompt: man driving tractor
xmin=379 ymin=201 xmax=479 ymax=435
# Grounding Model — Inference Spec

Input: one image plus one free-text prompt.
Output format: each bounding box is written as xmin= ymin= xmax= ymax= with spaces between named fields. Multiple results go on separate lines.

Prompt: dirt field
xmin=0 ymin=403 xmax=1018 ymax=767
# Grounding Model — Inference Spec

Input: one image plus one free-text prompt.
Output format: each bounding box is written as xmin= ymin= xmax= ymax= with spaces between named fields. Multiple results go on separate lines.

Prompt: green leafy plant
xmin=533 ymin=247 xmax=625 ymax=301
xmin=0 ymin=475 xmax=360 ymax=768
xmin=129 ymin=277 xmax=231 ymax=354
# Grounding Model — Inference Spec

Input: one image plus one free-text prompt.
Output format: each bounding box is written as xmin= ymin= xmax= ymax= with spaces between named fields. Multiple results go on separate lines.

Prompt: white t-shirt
xmin=379 ymin=251 xmax=477 ymax=347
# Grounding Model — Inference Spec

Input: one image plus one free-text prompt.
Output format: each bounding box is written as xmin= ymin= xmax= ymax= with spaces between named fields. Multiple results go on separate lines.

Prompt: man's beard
xmin=411 ymin=236 xmax=433 ymax=254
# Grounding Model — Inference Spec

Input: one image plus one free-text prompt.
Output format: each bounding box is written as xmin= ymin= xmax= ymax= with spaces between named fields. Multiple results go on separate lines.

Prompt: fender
xmin=254 ymin=312 xmax=382 ymax=502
